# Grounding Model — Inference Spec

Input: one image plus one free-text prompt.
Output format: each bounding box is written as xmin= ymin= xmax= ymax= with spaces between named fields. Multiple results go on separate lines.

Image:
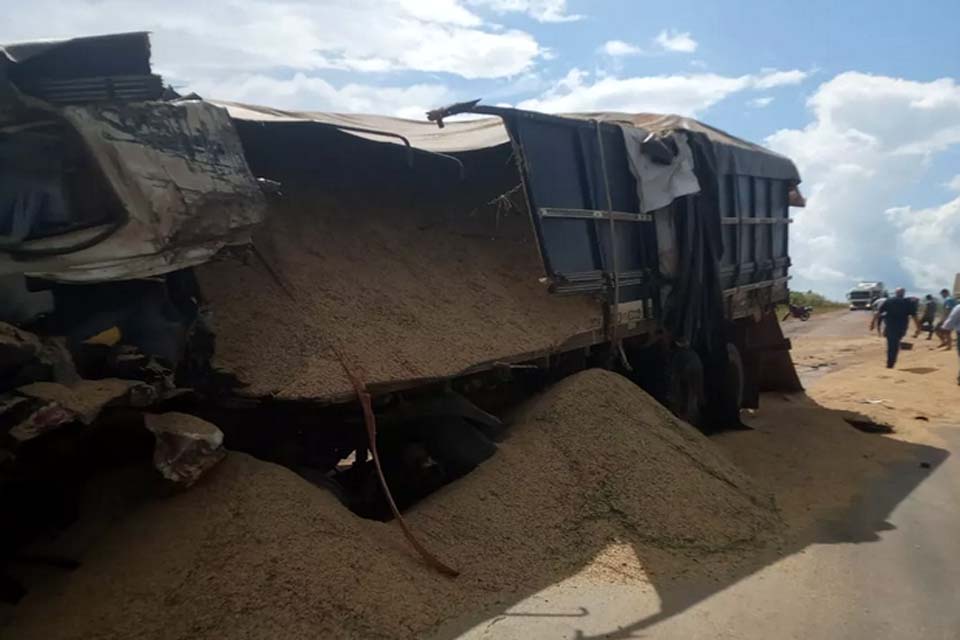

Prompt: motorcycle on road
xmin=783 ymin=303 xmax=813 ymax=322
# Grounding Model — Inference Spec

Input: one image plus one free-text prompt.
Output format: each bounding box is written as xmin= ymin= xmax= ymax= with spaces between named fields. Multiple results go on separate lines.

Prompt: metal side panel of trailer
xmin=496 ymin=110 xmax=661 ymax=315
xmin=466 ymin=106 xmax=798 ymax=329
xmin=718 ymin=174 xmax=792 ymax=319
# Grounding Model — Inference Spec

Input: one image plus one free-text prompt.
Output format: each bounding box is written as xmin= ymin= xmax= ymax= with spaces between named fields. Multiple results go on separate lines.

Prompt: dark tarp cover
xmin=216 ymin=102 xmax=802 ymax=184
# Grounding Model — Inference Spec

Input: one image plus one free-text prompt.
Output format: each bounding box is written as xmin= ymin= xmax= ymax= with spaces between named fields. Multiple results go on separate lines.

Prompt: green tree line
xmin=788 ymin=290 xmax=845 ymax=310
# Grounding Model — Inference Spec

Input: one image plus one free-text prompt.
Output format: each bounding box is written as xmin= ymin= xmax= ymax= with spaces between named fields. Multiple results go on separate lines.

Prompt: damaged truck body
xmin=0 ymin=32 xmax=804 ymax=596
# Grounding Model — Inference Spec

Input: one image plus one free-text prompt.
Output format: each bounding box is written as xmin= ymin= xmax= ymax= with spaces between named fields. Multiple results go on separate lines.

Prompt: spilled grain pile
xmin=410 ymin=369 xmax=780 ymax=565
xmin=196 ymin=185 xmax=601 ymax=402
xmin=5 ymin=370 xmax=780 ymax=640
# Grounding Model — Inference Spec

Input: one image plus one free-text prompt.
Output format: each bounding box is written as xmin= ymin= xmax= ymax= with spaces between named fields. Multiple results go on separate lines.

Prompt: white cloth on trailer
xmin=620 ymin=127 xmax=701 ymax=213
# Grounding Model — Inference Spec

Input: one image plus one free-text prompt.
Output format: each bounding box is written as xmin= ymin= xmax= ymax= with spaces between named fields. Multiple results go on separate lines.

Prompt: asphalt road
xmin=440 ymin=311 xmax=960 ymax=640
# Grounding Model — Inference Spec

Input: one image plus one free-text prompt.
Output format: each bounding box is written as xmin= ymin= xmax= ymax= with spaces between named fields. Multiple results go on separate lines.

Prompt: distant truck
xmin=847 ymin=282 xmax=887 ymax=310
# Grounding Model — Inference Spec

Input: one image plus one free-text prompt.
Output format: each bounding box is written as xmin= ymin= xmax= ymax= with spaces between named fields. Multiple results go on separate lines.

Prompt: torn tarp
xmin=217 ymin=101 xmax=801 ymax=184
xmin=0 ymin=99 xmax=267 ymax=282
xmin=0 ymin=30 xmax=266 ymax=283
xmin=213 ymin=100 xmax=512 ymax=154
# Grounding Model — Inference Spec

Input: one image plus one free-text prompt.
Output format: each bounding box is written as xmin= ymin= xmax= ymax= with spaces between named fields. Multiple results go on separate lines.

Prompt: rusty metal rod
xmin=336 ymin=351 xmax=460 ymax=578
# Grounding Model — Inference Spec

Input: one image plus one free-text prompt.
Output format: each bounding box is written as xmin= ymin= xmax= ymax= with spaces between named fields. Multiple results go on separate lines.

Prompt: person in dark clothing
xmin=871 ymin=288 xmax=919 ymax=368
xmin=915 ymin=294 xmax=938 ymax=339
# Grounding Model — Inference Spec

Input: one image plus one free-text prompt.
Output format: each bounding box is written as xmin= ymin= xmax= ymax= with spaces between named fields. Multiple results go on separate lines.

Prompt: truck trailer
xmin=0 ymin=33 xmax=805 ymax=569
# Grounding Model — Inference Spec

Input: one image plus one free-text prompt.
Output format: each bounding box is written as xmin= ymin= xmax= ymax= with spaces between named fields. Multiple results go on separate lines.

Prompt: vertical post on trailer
xmin=593 ymin=120 xmax=631 ymax=370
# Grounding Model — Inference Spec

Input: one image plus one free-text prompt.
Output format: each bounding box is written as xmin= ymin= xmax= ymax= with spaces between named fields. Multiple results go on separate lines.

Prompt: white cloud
xmin=653 ymin=29 xmax=698 ymax=53
xmin=802 ymin=73 xmax=960 ymax=154
xmin=797 ymin=263 xmax=851 ymax=284
xmin=766 ymin=72 xmax=960 ymax=298
xmin=752 ymin=69 xmax=809 ymax=89
xmin=518 ymin=68 xmax=808 ymax=116
xmin=601 ymin=40 xmax=643 ymax=57
xmin=885 ymin=196 xmax=960 ymax=291
xmin=469 ymin=0 xmax=581 ymax=22
xmin=601 ymin=31 xmax=712 ymax=59
xmin=1 ymin=1 xmax=544 ymax=81
xmin=946 ymin=175 xmax=960 ymax=191
xmin=749 ymin=96 xmax=774 ymax=108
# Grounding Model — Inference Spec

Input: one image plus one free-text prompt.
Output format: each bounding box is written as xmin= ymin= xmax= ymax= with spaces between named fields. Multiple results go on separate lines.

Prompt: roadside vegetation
xmin=787 ymin=290 xmax=846 ymax=315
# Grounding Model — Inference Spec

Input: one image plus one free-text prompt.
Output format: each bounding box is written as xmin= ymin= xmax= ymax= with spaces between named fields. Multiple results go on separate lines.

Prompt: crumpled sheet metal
xmin=5 ymin=399 xmax=75 ymax=443
xmin=144 ymin=412 xmax=225 ymax=488
xmin=8 ymin=378 xmax=142 ymax=442
xmin=0 ymin=100 xmax=267 ymax=283
xmin=0 ymin=320 xmax=43 ymax=374
xmin=16 ymin=379 xmax=140 ymax=423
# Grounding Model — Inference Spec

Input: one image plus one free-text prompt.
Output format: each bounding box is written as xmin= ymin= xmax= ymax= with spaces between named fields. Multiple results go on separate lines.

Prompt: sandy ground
xmin=786 ymin=309 xmax=960 ymax=440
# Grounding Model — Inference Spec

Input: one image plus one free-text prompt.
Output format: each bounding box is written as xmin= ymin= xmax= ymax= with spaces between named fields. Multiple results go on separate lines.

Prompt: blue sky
xmin=4 ymin=0 xmax=960 ymax=299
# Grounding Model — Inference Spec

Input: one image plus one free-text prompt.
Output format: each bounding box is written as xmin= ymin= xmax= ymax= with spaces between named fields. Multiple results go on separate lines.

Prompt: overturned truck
xmin=0 ymin=32 xmax=804 ymax=586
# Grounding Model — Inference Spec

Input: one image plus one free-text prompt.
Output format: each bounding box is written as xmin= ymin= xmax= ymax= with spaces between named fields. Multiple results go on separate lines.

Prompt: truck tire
xmin=716 ymin=343 xmax=747 ymax=428
xmin=667 ymin=349 xmax=704 ymax=427
xmin=420 ymin=416 xmax=497 ymax=480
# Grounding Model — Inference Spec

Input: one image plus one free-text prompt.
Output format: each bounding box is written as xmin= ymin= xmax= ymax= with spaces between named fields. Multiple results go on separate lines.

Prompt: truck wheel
xmin=718 ymin=343 xmax=746 ymax=427
xmin=667 ymin=349 xmax=704 ymax=427
xmin=420 ymin=416 xmax=497 ymax=480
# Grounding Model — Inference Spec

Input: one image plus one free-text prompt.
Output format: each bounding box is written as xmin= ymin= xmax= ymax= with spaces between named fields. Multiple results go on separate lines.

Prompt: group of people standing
xmin=871 ymin=288 xmax=960 ymax=379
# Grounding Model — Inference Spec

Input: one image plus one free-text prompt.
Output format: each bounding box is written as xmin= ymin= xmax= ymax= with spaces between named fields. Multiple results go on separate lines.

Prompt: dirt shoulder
xmin=811 ymin=350 xmax=958 ymax=441
xmin=792 ymin=315 xmax=959 ymax=442
xmin=721 ymin=315 xmax=957 ymax=534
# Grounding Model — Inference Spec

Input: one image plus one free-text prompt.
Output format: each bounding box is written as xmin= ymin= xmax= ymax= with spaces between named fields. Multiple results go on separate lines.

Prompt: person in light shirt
xmin=871 ymin=295 xmax=887 ymax=337
xmin=936 ymin=288 xmax=957 ymax=349
xmin=941 ymin=301 xmax=960 ymax=385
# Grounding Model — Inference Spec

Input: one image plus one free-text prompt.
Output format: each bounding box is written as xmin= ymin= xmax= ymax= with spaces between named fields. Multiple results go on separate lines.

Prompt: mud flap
xmin=743 ymin=311 xmax=803 ymax=396
xmin=666 ymin=348 xmax=704 ymax=428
